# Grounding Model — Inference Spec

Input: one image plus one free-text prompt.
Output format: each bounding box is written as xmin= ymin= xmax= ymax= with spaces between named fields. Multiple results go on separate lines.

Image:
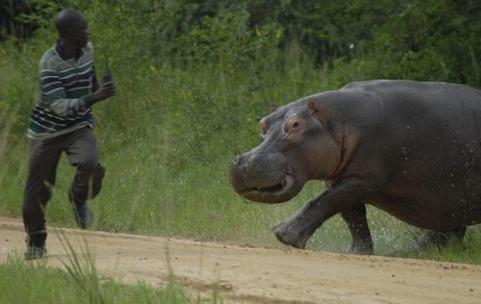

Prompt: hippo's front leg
xmin=273 ymin=178 xmax=376 ymax=250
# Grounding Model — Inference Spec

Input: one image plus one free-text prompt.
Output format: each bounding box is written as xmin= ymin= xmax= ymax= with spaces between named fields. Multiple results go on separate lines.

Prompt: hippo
xmin=230 ymin=80 xmax=481 ymax=254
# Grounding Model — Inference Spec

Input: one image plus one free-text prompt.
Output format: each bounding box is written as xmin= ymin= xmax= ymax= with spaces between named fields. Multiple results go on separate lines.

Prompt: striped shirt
xmin=27 ymin=42 xmax=96 ymax=139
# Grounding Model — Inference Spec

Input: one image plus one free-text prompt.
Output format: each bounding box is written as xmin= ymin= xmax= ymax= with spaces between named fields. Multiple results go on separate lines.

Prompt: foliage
xmin=0 ymin=249 xmax=214 ymax=304
xmin=328 ymin=0 xmax=481 ymax=86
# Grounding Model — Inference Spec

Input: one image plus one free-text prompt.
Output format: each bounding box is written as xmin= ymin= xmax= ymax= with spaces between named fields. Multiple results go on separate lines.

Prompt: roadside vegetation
xmin=1 ymin=235 xmax=221 ymax=304
xmin=0 ymin=258 xmax=194 ymax=304
xmin=1 ymin=1 xmax=481 ymax=298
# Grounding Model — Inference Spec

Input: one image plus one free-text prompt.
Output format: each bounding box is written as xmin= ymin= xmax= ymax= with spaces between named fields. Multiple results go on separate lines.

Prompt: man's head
xmin=55 ymin=9 xmax=89 ymax=48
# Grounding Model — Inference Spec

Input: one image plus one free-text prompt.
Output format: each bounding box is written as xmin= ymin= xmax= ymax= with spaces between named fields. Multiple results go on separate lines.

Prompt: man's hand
xmin=84 ymin=77 xmax=116 ymax=106
xmin=93 ymin=80 xmax=116 ymax=101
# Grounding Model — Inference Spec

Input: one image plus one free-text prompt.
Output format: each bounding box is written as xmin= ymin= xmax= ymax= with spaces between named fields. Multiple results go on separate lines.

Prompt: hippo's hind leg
xmin=341 ymin=204 xmax=373 ymax=255
xmin=418 ymin=227 xmax=466 ymax=249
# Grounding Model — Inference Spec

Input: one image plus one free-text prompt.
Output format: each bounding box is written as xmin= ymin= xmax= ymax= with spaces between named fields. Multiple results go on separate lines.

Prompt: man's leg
xmin=65 ymin=127 xmax=103 ymax=229
xmin=22 ymin=137 xmax=62 ymax=259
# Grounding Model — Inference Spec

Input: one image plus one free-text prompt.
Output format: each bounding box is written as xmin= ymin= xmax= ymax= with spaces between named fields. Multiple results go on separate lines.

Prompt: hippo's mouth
xmin=239 ymin=174 xmax=299 ymax=203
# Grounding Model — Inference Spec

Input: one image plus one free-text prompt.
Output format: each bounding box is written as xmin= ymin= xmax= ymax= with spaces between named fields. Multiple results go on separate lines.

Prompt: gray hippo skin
xmin=230 ymin=80 xmax=481 ymax=254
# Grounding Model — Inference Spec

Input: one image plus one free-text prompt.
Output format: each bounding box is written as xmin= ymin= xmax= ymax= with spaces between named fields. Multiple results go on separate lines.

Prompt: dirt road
xmin=1 ymin=216 xmax=481 ymax=303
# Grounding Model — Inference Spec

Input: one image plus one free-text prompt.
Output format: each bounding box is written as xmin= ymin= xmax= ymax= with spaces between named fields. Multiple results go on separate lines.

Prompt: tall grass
xmin=0 ymin=235 xmax=214 ymax=304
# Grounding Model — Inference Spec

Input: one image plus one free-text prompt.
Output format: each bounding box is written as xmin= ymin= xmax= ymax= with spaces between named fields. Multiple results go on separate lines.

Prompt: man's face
xmin=62 ymin=18 xmax=89 ymax=49
xmin=74 ymin=20 xmax=89 ymax=48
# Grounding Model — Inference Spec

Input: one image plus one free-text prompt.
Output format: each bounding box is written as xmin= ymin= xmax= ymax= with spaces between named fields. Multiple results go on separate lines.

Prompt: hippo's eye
xmin=284 ymin=120 xmax=301 ymax=134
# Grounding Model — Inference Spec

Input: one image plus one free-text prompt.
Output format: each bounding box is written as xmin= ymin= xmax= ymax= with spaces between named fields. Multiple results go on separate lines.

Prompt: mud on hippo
xmin=230 ymin=80 xmax=481 ymax=254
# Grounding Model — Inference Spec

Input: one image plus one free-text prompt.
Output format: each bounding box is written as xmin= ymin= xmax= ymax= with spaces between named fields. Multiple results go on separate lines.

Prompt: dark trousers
xmin=22 ymin=127 xmax=103 ymax=248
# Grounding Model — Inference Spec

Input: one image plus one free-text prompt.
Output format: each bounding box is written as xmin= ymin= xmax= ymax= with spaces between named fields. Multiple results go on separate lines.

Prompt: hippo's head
xmin=230 ymin=98 xmax=343 ymax=204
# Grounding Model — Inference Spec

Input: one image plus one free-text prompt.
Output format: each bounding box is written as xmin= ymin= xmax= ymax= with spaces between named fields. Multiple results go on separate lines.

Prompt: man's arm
xmin=39 ymin=68 xmax=115 ymax=117
xmin=84 ymin=78 xmax=115 ymax=106
xmin=39 ymin=69 xmax=89 ymax=117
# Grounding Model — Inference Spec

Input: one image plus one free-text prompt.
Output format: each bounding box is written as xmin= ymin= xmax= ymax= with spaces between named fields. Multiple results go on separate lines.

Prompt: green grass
xmin=2 ymin=44 xmax=481 ymax=265
xmin=0 ymin=237 xmax=218 ymax=304
xmin=0 ymin=257 xmax=219 ymax=304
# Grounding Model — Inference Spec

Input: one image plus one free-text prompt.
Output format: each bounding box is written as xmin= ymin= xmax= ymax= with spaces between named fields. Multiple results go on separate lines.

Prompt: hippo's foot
xmin=273 ymin=222 xmax=309 ymax=249
xmin=417 ymin=228 xmax=466 ymax=250
xmin=347 ymin=240 xmax=373 ymax=255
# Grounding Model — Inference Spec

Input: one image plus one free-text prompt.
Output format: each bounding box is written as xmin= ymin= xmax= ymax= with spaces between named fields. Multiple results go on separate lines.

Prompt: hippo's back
xmin=342 ymin=80 xmax=481 ymax=230
xmin=343 ymin=80 xmax=481 ymax=141
xmin=344 ymin=80 xmax=481 ymax=112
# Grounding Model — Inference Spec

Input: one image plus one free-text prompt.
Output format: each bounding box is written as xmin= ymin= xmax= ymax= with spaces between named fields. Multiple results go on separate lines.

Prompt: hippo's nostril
xmin=233 ymin=155 xmax=244 ymax=167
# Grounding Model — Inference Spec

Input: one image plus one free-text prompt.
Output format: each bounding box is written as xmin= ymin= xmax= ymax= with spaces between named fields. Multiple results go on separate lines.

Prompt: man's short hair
xmin=55 ymin=8 xmax=86 ymax=37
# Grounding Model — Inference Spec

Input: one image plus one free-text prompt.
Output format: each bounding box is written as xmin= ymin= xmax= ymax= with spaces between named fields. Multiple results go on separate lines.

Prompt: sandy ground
xmin=1 ymin=217 xmax=481 ymax=304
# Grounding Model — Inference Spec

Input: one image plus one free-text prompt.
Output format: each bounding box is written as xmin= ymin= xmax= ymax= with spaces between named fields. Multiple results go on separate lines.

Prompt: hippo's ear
xmin=307 ymin=99 xmax=330 ymax=125
xmin=270 ymin=102 xmax=278 ymax=112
